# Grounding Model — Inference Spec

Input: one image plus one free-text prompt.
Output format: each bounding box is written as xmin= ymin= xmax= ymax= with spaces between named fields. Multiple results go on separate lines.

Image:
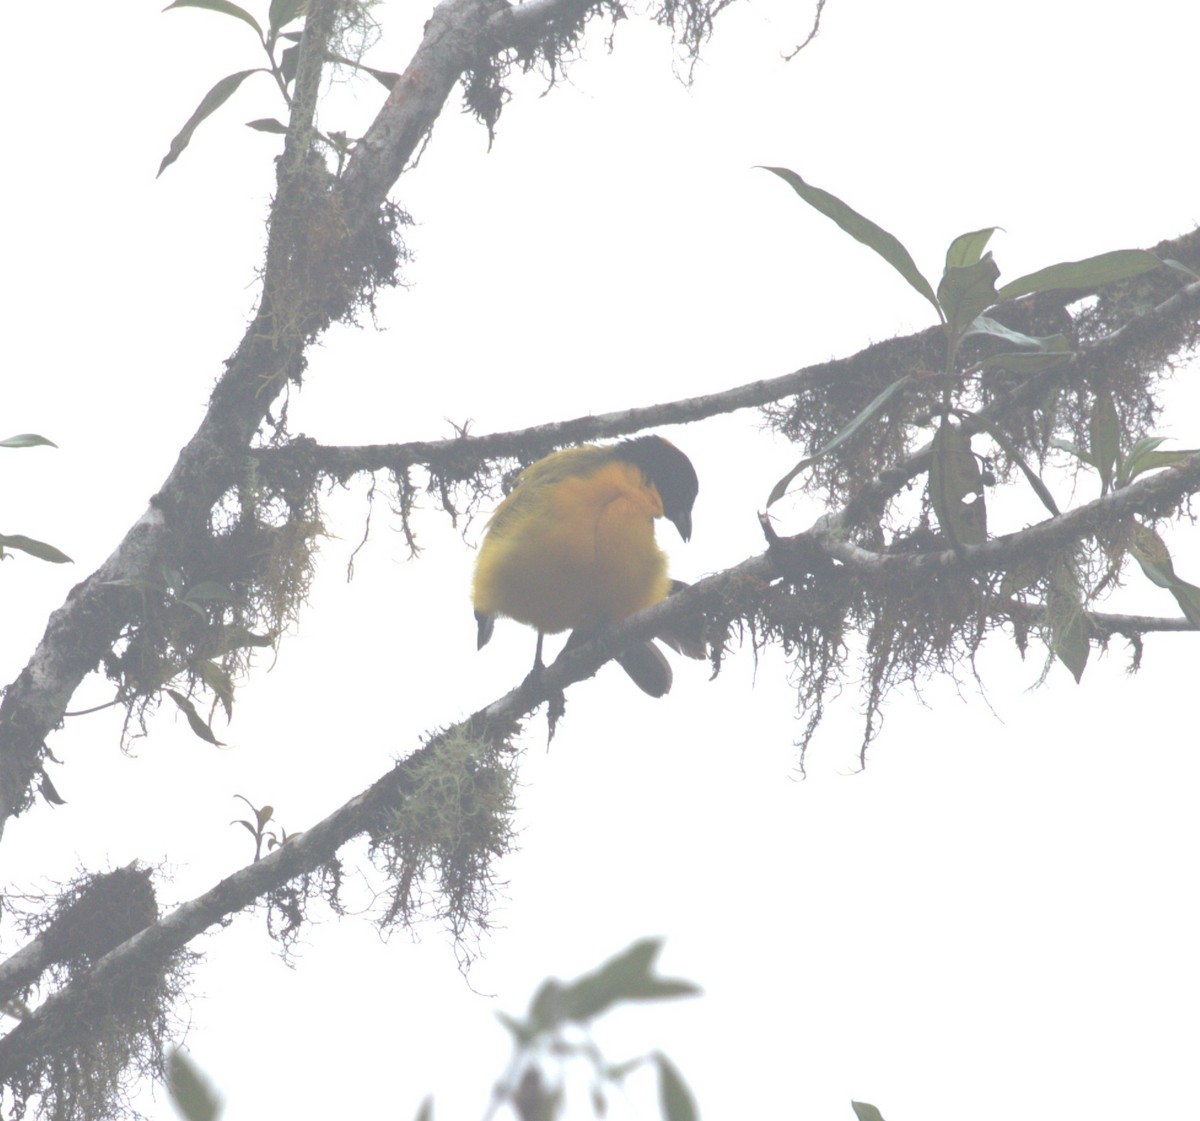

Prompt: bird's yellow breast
xmin=472 ymin=458 xmax=671 ymax=635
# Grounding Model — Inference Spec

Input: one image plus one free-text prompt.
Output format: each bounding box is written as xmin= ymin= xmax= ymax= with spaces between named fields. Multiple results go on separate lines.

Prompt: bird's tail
xmin=615 ymin=641 xmax=673 ymax=698
xmin=565 ymin=628 xmax=674 ymax=697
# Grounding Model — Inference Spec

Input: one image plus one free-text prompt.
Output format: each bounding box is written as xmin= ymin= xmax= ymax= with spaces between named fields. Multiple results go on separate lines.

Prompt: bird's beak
xmin=670 ymin=510 xmax=692 ymax=542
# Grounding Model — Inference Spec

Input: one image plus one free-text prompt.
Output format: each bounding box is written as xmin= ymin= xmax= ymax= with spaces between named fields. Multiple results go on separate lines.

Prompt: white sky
xmin=3 ymin=1 xmax=1199 ymax=1120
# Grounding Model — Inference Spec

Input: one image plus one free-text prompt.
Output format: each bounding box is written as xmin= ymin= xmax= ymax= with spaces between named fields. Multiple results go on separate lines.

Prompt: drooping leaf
xmin=1049 ymin=438 xmax=1095 ymax=468
xmin=158 ymin=68 xmax=265 ymax=176
xmin=268 ymin=0 xmax=308 ymax=32
xmin=963 ymin=413 xmax=1059 ymax=516
xmin=246 ymin=117 xmax=289 ymax=133
xmin=999 ymin=555 xmax=1044 ymax=600
xmin=166 ymin=689 xmax=225 ymax=746
xmin=944 ymin=227 xmax=1000 ymax=269
xmin=996 ymin=248 xmax=1161 ymax=302
xmin=163 ymin=0 xmax=263 ymax=38
xmin=232 ymin=819 xmax=259 ymax=840
xmin=279 ymin=44 xmax=299 ymax=85
xmin=851 ymin=1104 xmax=887 ymax=1121
xmin=1046 ymin=563 xmax=1089 ymax=682
xmin=0 ymin=433 xmax=57 ymax=449
xmin=166 ymin=1048 xmax=223 ymax=1121
xmin=40 ymin=771 xmax=67 ymax=806
xmin=196 ymin=661 xmax=235 ymax=721
xmin=761 ymin=167 xmax=941 ymax=318
xmin=937 ymin=252 xmax=1001 ymax=342
xmin=653 ymin=1054 xmax=698 ymax=1121
xmin=929 ymin=423 xmax=987 ymax=547
xmin=1088 ymin=388 xmax=1120 ymax=495
xmin=1128 ymin=523 xmax=1200 ymax=627
xmin=767 ymin=374 xmax=913 ymax=505
xmin=0 ymin=534 xmax=73 ymax=564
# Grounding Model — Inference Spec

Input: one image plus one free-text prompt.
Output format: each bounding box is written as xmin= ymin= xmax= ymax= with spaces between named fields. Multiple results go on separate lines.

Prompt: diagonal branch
xmin=5 ymin=441 xmax=1198 ymax=1071
xmin=0 ymin=0 xmax=622 ymax=841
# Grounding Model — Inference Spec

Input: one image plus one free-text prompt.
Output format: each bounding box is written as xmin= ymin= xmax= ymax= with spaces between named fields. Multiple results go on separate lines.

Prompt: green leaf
xmin=1116 ymin=439 xmax=1200 ymax=488
xmin=963 ymin=316 xmax=1069 ymax=352
xmin=963 ymin=413 xmax=1059 ymax=516
xmin=166 ymin=689 xmax=225 ymax=746
xmin=851 ymin=1104 xmax=887 ymax=1121
xmin=158 ymin=68 xmax=264 ymax=176
xmin=996 ymin=249 xmax=1161 ymax=302
xmin=166 ymin=1048 xmax=222 ymax=1121
xmin=653 ymin=1054 xmax=697 ymax=1121
xmin=945 ymin=227 xmax=1000 ymax=269
xmin=1049 ymin=438 xmax=1095 ymax=468
xmin=279 ymin=44 xmax=299 ymax=86
xmin=1046 ymin=563 xmax=1089 ymax=682
xmin=0 ymin=433 xmax=57 ymax=449
xmin=767 ymin=374 xmax=913 ymax=506
xmin=163 ymin=0 xmax=263 ymax=38
xmin=938 ymin=253 xmax=1001 ymax=343
xmin=183 ymin=580 xmax=236 ymax=604
xmin=212 ymin=626 xmax=275 ymax=654
xmin=603 ymin=1056 xmax=649 ymax=1082
xmin=362 ymin=64 xmax=401 ymax=90
xmin=494 ymin=1011 xmax=535 ymax=1045
xmin=528 ymin=978 xmax=565 ymax=1031
xmin=1128 ymin=523 xmax=1200 ymax=628
xmin=761 ymin=167 xmax=941 ymax=318
xmin=246 ymin=117 xmax=288 ymax=134
xmin=325 ymin=50 xmax=401 ymax=90
xmin=0 ymin=534 xmax=73 ymax=564
xmin=977 ymin=350 xmax=1073 ymax=374
xmin=533 ymin=940 xmax=699 ymax=1028
xmin=196 ymin=660 xmax=235 ymax=721
xmin=1088 ymin=389 xmax=1120 ymax=495
xmin=1163 ymin=257 xmax=1200 ymax=282
xmin=268 ymin=0 xmax=308 ymax=32
xmin=999 ymin=555 xmax=1044 ymax=600
xmin=929 ymin=423 xmax=987 ymax=547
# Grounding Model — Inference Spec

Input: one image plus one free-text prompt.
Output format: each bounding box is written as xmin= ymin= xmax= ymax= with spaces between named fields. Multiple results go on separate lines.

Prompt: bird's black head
xmin=618 ymin=435 xmax=699 ymax=541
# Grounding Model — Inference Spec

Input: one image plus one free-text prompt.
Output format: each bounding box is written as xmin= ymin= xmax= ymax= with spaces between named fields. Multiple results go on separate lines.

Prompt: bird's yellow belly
xmin=472 ymin=468 xmax=670 ymax=634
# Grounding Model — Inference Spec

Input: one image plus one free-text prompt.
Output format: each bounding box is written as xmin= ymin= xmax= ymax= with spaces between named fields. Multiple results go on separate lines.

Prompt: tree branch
xmin=0 ymin=0 xmax=618 ymax=840
xmin=810 ymin=450 xmax=1200 ymax=579
xmin=6 ymin=427 xmax=1199 ymax=1069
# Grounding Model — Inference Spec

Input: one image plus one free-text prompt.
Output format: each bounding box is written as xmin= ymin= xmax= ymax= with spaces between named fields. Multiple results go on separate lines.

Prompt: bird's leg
xmin=522 ymin=631 xmax=553 ymax=696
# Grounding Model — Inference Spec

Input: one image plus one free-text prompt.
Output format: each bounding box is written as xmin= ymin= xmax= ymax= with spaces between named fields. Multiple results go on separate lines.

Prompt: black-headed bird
xmin=472 ymin=435 xmax=701 ymax=697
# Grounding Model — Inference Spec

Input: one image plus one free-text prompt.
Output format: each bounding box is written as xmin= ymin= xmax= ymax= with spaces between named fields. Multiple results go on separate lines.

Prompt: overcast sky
xmin=3 ymin=1 xmax=1199 ymax=1120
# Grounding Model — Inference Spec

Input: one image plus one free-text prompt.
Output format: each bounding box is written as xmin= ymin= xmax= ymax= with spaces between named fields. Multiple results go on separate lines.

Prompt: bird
xmin=472 ymin=434 xmax=701 ymax=697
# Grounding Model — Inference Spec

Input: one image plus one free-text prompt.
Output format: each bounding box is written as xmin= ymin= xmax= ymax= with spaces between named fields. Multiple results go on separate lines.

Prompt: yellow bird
xmin=472 ymin=435 xmax=701 ymax=696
